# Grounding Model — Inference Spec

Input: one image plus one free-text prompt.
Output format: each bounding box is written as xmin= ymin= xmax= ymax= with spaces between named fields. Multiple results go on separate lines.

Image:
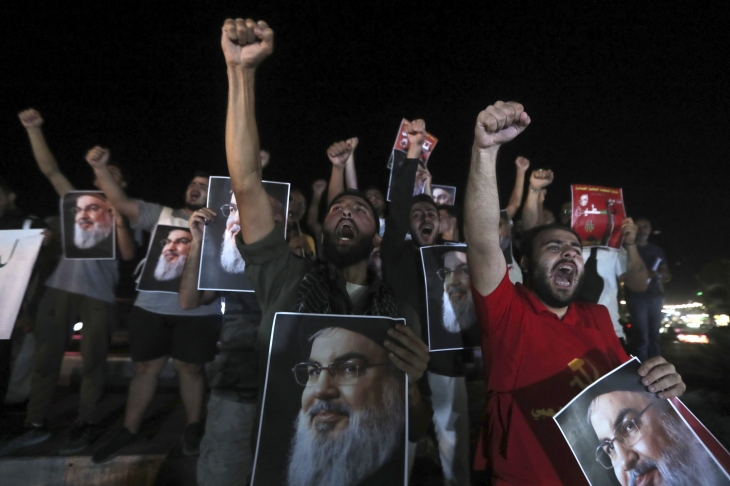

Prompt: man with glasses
xmin=588 ymin=388 xmax=728 ymax=485
xmin=86 ymin=148 xmax=221 ymax=462
xmin=439 ymin=250 xmax=477 ymax=337
xmin=288 ymin=324 xmax=407 ymax=486
xmin=70 ymin=193 xmax=115 ymax=257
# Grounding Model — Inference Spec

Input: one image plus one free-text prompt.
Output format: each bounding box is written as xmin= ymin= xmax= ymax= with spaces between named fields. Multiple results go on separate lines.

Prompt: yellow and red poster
xmin=571 ymin=185 xmax=625 ymax=249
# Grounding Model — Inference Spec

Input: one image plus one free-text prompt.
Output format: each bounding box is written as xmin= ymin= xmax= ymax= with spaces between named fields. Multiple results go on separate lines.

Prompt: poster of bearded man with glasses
xmin=61 ymin=191 xmax=116 ymax=259
xmin=251 ymin=313 xmax=408 ymax=486
xmin=198 ymin=176 xmax=289 ymax=292
xmin=554 ymin=358 xmax=730 ymax=486
xmin=420 ymin=244 xmax=480 ymax=351
xmin=137 ymin=225 xmax=193 ymax=293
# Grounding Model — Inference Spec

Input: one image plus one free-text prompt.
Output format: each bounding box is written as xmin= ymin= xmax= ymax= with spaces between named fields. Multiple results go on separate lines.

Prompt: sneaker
xmin=59 ymin=421 xmax=95 ymax=456
xmin=0 ymin=422 xmax=51 ymax=457
xmin=181 ymin=422 xmax=204 ymax=456
xmin=91 ymin=427 xmax=139 ymax=464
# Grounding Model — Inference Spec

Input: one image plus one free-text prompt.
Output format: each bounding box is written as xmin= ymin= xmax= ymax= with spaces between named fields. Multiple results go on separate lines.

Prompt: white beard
xmin=220 ymin=226 xmax=246 ymax=274
xmin=74 ymin=220 xmax=112 ymax=249
xmin=441 ymin=290 xmax=476 ymax=333
xmin=287 ymin=377 xmax=405 ymax=486
xmin=154 ymin=253 xmax=186 ymax=281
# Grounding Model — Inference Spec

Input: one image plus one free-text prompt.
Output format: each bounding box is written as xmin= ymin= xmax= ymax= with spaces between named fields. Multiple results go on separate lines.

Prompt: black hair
xmin=107 ymin=160 xmax=131 ymax=185
xmin=411 ymin=194 xmax=438 ymax=212
xmin=328 ymin=189 xmax=381 ymax=234
xmin=192 ymin=171 xmax=210 ymax=181
xmin=520 ymin=223 xmax=582 ymax=263
xmin=437 ymin=204 xmax=459 ymax=220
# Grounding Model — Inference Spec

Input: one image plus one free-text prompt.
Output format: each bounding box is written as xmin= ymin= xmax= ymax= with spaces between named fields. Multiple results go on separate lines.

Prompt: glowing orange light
xmin=677 ymin=334 xmax=709 ymax=344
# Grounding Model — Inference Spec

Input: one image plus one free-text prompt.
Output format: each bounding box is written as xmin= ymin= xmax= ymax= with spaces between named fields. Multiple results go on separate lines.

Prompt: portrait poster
xmin=420 ymin=244 xmax=480 ymax=352
xmin=137 ymin=224 xmax=192 ymax=293
xmin=60 ymin=191 xmax=116 ymax=260
xmin=0 ymin=230 xmax=44 ymax=339
xmin=554 ymin=358 xmax=730 ymax=486
xmin=386 ymin=118 xmax=438 ymax=201
xmin=198 ymin=176 xmax=290 ymax=292
xmin=252 ymin=313 xmax=409 ymax=486
xmin=431 ymin=185 xmax=457 ymax=207
xmin=571 ymin=185 xmax=626 ymax=249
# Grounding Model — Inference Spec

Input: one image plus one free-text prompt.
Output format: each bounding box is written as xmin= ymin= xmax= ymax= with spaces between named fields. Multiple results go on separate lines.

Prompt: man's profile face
xmin=93 ymin=165 xmax=126 ymax=190
xmin=441 ymin=251 xmax=476 ymax=333
xmin=220 ymin=193 xmax=246 ymax=274
xmin=185 ymin=176 xmax=208 ymax=211
xmin=154 ymin=229 xmax=192 ymax=281
xmin=438 ymin=209 xmax=455 ymax=235
xmin=289 ymin=190 xmax=307 ymax=222
xmin=636 ymin=219 xmax=652 ymax=243
xmin=410 ymin=201 xmax=439 ymax=247
xmin=322 ymin=195 xmax=378 ymax=268
xmin=365 ymin=189 xmax=385 ymax=216
xmin=73 ymin=194 xmax=114 ymax=249
xmin=432 ymin=188 xmax=453 ymax=206
xmin=528 ymin=228 xmax=584 ymax=309
xmin=590 ymin=392 xmax=674 ymax=486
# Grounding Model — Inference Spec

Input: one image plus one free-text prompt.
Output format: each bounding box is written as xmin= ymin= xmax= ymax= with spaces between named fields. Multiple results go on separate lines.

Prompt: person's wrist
xmin=529 ymin=186 xmax=542 ymax=193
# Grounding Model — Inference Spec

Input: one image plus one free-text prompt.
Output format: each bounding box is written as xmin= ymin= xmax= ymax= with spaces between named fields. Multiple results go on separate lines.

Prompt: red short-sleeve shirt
xmin=474 ymin=271 xmax=629 ymax=485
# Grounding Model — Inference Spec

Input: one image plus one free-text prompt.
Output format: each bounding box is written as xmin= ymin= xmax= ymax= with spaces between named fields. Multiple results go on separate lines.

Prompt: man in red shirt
xmin=463 ymin=101 xmax=686 ymax=485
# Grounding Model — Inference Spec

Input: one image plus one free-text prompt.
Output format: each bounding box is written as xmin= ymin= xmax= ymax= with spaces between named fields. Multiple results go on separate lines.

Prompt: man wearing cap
xmin=464 ymin=101 xmax=686 ymax=485
xmin=215 ymin=16 xmax=432 ymax=486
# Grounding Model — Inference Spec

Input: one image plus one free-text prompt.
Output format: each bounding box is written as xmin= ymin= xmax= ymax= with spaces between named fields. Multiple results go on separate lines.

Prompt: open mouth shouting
xmin=418 ymin=223 xmax=434 ymax=242
xmin=336 ymin=220 xmax=357 ymax=243
xmin=552 ymin=260 xmax=577 ymax=289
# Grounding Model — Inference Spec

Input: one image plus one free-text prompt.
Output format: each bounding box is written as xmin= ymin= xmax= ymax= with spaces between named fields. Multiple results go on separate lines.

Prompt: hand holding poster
xmin=420 ymin=244 xmax=480 ymax=352
xmin=0 ymin=230 xmax=44 ymax=339
xmin=253 ymin=313 xmax=408 ymax=486
xmin=571 ymin=185 xmax=626 ymax=249
xmin=198 ymin=176 xmax=290 ymax=292
xmin=554 ymin=358 xmax=730 ymax=486
xmin=61 ymin=191 xmax=116 ymax=260
xmin=386 ymin=119 xmax=438 ymax=201
xmin=137 ymin=224 xmax=192 ymax=293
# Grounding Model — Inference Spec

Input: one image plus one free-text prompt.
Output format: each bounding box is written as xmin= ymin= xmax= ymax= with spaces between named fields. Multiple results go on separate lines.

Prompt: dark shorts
xmin=128 ymin=307 xmax=221 ymax=364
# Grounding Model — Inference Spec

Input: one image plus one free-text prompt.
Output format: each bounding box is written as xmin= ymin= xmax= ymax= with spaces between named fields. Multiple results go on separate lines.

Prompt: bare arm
xmin=420 ymin=167 xmax=433 ymax=198
xmin=86 ymin=147 xmax=141 ymax=224
xmin=619 ymin=217 xmax=649 ymax=292
xmin=326 ymin=140 xmax=354 ymax=204
xmin=344 ymin=137 xmax=359 ymax=190
xmin=222 ymin=18 xmax=275 ymax=245
xmin=465 ymin=102 xmax=530 ymax=296
xmin=180 ymin=208 xmax=218 ymax=309
xmin=307 ymin=180 xmax=326 ymax=237
xmin=113 ymin=208 xmax=137 ymax=261
xmin=521 ymin=169 xmax=553 ymax=231
xmin=18 ymin=109 xmax=74 ymax=197
xmin=505 ymin=156 xmax=530 ymax=219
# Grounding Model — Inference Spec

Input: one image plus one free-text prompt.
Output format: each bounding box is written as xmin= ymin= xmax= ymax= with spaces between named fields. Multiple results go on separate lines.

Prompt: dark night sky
xmin=2 ymin=1 xmax=729 ymax=301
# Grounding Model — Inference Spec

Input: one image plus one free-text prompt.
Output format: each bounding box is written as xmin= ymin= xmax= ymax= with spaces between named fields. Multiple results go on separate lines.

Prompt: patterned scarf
xmin=296 ymin=262 xmax=398 ymax=318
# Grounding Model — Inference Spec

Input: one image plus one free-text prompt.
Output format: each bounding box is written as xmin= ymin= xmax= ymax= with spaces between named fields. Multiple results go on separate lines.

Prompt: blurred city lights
xmin=677 ymin=334 xmax=709 ymax=344
xmin=73 ymin=322 xmax=83 ymax=332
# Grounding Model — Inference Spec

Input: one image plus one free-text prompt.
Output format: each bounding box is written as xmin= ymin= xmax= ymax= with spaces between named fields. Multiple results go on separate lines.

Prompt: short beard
xmin=322 ymin=228 xmax=373 ymax=268
xmin=220 ymin=226 xmax=246 ymax=273
xmin=630 ymin=411 xmax=726 ymax=486
xmin=441 ymin=290 xmax=476 ymax=333
xmin=529 ymin=260 xmax=584 ymax=309
xmin=74 ymin=220 xmax=112 ymax=249
xmin=154 ymin=253 xmax=186 ymax=281
xmin=185 ymin=201 xmax=204 ymax=211
xmin=287 ymin=376 xmax=405 ymax=486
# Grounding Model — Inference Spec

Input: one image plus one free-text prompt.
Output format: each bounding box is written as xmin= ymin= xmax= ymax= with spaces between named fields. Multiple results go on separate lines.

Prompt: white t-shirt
xmin=582 ymin=247 xmax=627 ymax=340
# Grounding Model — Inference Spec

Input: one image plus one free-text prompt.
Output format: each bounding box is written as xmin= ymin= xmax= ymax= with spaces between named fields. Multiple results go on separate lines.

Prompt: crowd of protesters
xmin=0 ymin=16 xmax=686 ymax=486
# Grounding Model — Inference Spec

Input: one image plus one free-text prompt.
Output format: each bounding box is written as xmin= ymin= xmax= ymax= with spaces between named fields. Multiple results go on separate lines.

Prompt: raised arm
xmin=419 ymin=166 xmax=433 ymax=198
xmin=326 ymin=140 xmax=355 ymax=204
xmin=18 ymin=109 xmax=74 ymax=197
xmin=113 ymin=207 xmax=137 ymax=261
xmin=180 ymin=208 xmax=218 ymax=309
xmin=620 ymin=217 xmax=649 ymax=292
xmin=307 ymin=179 xmax=326 ymax=237
xmin=505 ymin=156 xmax=530 ymax=219
xmin=222 ymin=18 xmax=275 ymax=244
xmin=344 ymin=137 xmax=359 ymax=190
xmin=465 ymin=102 xmax=530 ymax=296
xmin=521 ymin=169 xmax=554 ymax=231
xmin=86 ymin=147 xmax=141 ymax=224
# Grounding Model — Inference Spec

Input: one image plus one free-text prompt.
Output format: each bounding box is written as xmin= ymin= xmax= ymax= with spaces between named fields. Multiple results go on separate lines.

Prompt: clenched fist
xmin=327 ymin=140 xmax=354 ymax=167
xmin=529 ymin=169 xmax=554 ymax=190
xmin=221 ymin=18 xmax=274 ymax=69
xmin=515 ymin=156 xmax=530 ymax=171
xmin=621 ymin=217 xmax=638 ymax=246
xmin=86 ymin=146 xmax=110 ymax=169
xmin=18 ymin=109 xmax=44 ymax=129
xmin=474 ymin=101 xmax=530 ymax=149
xmin=312 ymin=179 xmax=327 ymax=195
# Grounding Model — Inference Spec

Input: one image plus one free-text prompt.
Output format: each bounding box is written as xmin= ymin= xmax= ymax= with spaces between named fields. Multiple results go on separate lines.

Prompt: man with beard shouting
xmin=87 ymin=148 xmax=221 ymax=462
xmin=213 ymin=16 xmax=432 ymax=486
xmin=464 ymin=101 xmax=686 ymax=485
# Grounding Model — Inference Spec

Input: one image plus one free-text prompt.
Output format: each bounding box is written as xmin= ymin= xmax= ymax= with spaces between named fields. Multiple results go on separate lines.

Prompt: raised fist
xmin=85 ymin=146 xmax=110 ymax=169
xmin=621 ymin=217 xmax=638 ymax=246
xmin=405 ymin=119 xmax=426 ymax=147
xmin=327 ymin=140 xmax=354 ymax=167
xmin=529 ymin=169 xmax=554 ymax=190
xmin=515 ymin=156 xmax=530 ymax=171
xmin=221 ymin=18 xmax=274 ymax=68
xmin=312 ymin=179 xmax=327 ymax=195
xmin=347 ymin=137 xmax=359 ymax=151
xmin=415 ymin=166 xmax=432 ymax=185
xmin=474 ymin=101 xmax=530 ymax=149
xmin=18 ymin=109 xmax=44 ymax=128
xmin=260 ymin=149 xmax=270 ymax=168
